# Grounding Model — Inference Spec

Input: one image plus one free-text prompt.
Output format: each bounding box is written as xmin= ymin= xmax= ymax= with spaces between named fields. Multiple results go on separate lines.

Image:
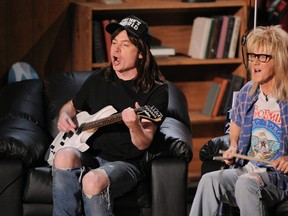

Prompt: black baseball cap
xmin=106 ymin=15 xmax=152 ymax=46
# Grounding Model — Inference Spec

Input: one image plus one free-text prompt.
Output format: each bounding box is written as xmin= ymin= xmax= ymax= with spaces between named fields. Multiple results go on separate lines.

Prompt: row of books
xmin=202 ymin=74 xmax=244 ymax=117
xmin=188 ymin=15 xmax=241 ymax=59
xmin=92 ymin=20 xmax=176 ymax=63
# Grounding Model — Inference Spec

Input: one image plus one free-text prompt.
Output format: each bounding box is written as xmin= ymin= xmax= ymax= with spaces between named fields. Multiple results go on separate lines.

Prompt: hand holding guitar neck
xmin=213 ymin=150 xmax=273 ymax=165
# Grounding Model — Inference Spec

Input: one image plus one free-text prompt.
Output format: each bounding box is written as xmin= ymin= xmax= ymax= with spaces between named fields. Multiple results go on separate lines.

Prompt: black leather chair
xmin=0 ymin=71 xmax=192 ymax=216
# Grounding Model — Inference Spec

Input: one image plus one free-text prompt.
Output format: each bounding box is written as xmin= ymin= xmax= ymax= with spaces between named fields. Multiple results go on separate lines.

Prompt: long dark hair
xmin=103 ymin=27 xmax=166 ymax=93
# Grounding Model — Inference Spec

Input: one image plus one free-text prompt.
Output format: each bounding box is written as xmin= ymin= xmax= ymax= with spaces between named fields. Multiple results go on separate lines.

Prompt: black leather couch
xmin=0 ymin=71 xmax=192 ymax=216
xmin=200 ymin=134 xmax=288 ymax=216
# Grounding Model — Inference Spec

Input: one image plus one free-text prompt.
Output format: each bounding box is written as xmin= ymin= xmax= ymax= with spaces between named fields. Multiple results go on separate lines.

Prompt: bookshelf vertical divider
xmin=71 ymin=0 xmax=247 ymax=181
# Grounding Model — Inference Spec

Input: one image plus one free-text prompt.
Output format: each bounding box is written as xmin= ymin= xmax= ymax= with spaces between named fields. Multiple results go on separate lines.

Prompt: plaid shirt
xmin=219 ymin=81 xmax=288 ymax=215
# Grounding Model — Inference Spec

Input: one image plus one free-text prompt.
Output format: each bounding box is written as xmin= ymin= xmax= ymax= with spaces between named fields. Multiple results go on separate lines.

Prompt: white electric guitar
xmin=46 ymin=105 xmax=163 ymax=165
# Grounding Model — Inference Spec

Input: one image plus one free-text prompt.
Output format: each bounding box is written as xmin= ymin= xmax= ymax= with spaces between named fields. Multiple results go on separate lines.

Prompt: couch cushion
xmin=114 ymin=178 xmax=151 ymax=208
xmin=23 ymin=166 xmax=52 ymax=204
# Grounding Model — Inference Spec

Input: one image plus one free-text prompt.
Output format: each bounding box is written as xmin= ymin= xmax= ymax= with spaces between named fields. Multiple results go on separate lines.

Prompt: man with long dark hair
xmin=51 ymin=15 xmax=168 ymax=215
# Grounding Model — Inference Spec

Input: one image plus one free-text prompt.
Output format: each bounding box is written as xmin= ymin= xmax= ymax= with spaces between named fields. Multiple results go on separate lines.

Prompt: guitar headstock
xmin=136 ymin=105 xmax=163 ymax=122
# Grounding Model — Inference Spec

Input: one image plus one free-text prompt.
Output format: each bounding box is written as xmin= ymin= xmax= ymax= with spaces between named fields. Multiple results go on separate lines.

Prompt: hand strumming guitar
xmin=57 ymin=100 xmax=77 ymax=133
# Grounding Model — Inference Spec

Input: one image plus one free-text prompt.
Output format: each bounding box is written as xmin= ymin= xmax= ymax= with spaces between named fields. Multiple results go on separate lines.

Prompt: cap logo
xmin=120 ymin=18 xmax=141 ymax=31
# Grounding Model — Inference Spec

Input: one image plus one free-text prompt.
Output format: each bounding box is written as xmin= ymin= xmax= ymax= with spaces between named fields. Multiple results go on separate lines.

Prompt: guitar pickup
xmin=62 ymin=131 xmax=74 ymax=140
xmin=67 ymin=131 xmax=74 ymax=138
xmin=76 ymin=125 xmax=84 ymax=135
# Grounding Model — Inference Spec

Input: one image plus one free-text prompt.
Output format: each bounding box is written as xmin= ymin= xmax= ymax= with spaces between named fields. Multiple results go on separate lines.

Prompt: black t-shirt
xmin=72 ymin=69 xmax=168 ymax=162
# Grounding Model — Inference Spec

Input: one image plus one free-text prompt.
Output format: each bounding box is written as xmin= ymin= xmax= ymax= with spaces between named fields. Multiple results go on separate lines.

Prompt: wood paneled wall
xmin=0 ymin=0 xmax=87 ymax=87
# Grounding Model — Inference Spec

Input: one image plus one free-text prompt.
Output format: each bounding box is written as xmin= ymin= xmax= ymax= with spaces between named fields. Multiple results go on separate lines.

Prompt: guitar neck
xmin=82 ymin=113 xmax=122 ymax=131
xmin=78 ymin=105 xmax=162 ymax=133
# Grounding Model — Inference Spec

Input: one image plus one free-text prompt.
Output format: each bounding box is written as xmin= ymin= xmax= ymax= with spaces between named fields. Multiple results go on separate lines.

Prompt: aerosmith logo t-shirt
xmin=248 ymin=91 xmax=282 ymax=167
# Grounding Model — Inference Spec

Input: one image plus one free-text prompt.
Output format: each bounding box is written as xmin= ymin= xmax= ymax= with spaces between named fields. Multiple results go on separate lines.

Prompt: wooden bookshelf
xmin=72 ymin=0 xmax=248 ymax=181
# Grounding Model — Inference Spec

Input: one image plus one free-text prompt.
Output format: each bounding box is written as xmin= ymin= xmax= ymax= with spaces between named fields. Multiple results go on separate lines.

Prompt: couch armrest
xmin=146 ymin=117 xmax=193 ymax=163
xmin=200 ymin=134 xmax=230 ymax=161
xmin=0 ymin=118 xmax=51 ymax=167
xmin=199 ymin=134 xmax=230 ymax=175
xmin=151 ymin=158 xmax=187 ymax=216
xmin=0 ymin=79 xmax=51 ymax=167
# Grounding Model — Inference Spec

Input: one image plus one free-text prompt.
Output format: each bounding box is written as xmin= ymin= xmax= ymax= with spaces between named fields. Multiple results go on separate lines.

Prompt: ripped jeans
xmin=52 ymin=156 xmax=143 ymax=216
xmin=190 ymin=162 xmax=288 ymax=216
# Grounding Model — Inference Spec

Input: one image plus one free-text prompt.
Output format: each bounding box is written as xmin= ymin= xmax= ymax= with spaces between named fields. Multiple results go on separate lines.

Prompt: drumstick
xmin=213 ymin=150 xmax=273 ymax=165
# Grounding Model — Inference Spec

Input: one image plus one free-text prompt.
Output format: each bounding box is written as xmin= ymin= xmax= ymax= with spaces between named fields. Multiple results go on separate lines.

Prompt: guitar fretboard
xmin=81 ymin=113 xmax=122 ymax=131
xmin=77 ymin=105 xmax=162 ymax=133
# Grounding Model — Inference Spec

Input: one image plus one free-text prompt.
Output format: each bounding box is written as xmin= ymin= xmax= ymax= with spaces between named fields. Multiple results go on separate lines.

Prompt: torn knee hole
xmin=243 ymin=173 xmax=264 ymax=185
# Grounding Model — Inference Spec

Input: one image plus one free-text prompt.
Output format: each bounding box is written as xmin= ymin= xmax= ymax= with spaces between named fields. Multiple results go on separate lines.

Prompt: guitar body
xmin=46 ymin=105 xmax=118 ymax=165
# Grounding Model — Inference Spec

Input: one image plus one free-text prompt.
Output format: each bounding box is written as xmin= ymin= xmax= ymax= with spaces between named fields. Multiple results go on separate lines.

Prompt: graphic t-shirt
xmin=248 ymin=91 xmax=282 ymax=167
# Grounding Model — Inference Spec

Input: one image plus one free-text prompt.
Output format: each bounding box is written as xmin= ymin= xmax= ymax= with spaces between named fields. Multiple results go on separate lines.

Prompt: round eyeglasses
xmin=247 ymin=53 xmax=273 ymax=63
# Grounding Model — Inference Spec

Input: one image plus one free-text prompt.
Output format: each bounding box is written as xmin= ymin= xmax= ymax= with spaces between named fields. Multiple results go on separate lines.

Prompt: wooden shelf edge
xmin=188 ymin=171 xmax=201 ymax=182
xmin=155 ymin=56 xmax=243 ymax=66
xmin=75 ymin=1 xmax=246 ymax=10
xmin=189 ymin=111 xmax=226 ymax=124
xmin=92 ymin=57 xmax=243 ymax=68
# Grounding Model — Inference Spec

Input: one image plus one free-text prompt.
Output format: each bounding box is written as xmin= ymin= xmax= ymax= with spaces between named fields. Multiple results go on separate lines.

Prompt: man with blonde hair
xmin=190 ymin=25 xmax=288 ymax=216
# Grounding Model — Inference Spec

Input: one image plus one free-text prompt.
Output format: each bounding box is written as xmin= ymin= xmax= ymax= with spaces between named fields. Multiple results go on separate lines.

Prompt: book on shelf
xmin=211 ymin=77 xmax=230 ymax=117
xmin=206 ymin=17 xmax=220 ymax=59
xmin=150 ymin=45 xmax=175 ymax=56
xmin=216 ymin=16 xmax=229 ymax=59
xmin=228 ymin=16 xmax=241 ymax=58
xmin=102 ymin=19 xmax=112 ymax=62
xmin=220 ymin=74 xmax=244 ymax=115
xmin=223 ymin=16 xmax=236 ymax=58
xmin=218 ymin=78 xmax=231 ymax=116
xmin=202 ymin=82 xmax=221 ymax=116
xmin=204 ymin=17 xmax=214 ymax=58
xmin=100 ymin=0 xmax=123 ymax=4
xmin=188 ymin=17 xmax=213 ymax=59
xmin=92 ymin=21 xmax=107 ymax=63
